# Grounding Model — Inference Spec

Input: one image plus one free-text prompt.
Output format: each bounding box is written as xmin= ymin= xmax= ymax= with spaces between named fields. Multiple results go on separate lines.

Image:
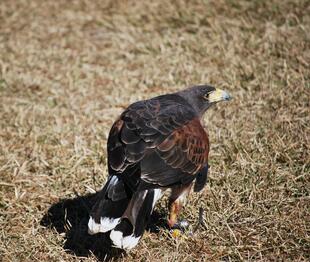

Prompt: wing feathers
xmin=121 ymin=126 xmax=140 ymax=144
xmin=109 ymin=146 xmax=126 ymax=171
xmin=108 ymin=95 xmax=209 ymax=187
xmin=156 ymin=118 xmax=209 ymax=176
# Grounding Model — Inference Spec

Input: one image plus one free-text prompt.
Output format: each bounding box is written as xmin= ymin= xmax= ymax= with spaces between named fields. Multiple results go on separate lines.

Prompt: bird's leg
xmin=168 ymin=199 xmax=182 ymax=228
xmin=168 ymin=183 xmax=192 ymax=229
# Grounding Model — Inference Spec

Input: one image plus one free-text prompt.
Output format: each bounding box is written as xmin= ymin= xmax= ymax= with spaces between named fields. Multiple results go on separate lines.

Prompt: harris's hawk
xmin=88 ymin=85 xmax=231 ymax=249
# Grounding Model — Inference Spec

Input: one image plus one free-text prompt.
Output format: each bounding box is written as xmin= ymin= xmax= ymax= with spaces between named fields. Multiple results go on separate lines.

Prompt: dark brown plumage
xmin=88 ymin=85 xmax=231 ymax=249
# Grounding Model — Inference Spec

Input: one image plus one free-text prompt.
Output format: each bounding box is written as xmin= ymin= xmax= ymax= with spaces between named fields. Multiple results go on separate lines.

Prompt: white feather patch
xmin=110 ymin=230 xmax=141 ymax=249
xmin=109 ymin=175 xmax=118 ymax=186
xmin=88 ymin=216 xmax=120 ymax=235
xmin=178 ymin=189 xmax=190 ymax=204
xmin=88 ymin=217 xmax=100 ymax=235
xmin=152 ymin=189 xmax=162 ymax=209
xmin=100 ymin=217 xmax=121 ymax=232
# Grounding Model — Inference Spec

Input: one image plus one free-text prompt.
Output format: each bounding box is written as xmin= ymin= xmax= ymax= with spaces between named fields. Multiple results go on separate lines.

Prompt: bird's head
xmin=178 ymin=85 xmax=231 ymax=116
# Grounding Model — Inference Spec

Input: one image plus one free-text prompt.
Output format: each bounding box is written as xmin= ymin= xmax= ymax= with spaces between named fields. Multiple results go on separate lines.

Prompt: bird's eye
xmin=204 ymin=93 xmax=210 ymax=100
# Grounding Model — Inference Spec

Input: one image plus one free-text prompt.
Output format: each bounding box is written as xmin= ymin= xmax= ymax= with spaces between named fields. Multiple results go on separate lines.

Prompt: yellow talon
xmin=171 ymin=229 xmax=181 ymax=238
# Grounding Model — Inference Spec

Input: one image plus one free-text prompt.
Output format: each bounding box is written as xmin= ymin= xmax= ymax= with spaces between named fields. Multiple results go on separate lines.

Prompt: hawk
xmin=88 ymin=85 xmax=231 ymax=249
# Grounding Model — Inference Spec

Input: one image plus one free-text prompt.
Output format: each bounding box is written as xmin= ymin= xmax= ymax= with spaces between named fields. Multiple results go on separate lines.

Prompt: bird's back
xmin=89 ymin=90 xmax=210 ymax=249
xmin=107 ymin=92 xmax=208 ymax=185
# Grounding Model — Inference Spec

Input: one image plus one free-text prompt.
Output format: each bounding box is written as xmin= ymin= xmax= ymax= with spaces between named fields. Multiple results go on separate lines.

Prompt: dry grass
xmin=0 ymin=0 xmax=309 ymax=261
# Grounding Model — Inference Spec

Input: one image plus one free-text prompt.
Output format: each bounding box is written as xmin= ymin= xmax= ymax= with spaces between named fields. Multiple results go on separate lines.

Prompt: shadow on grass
xmin=40 ymin=192 xmax=167 ymax=261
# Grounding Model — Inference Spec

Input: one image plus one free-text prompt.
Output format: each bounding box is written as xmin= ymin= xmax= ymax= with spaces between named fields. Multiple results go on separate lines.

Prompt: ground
xmin=0 ymin=0 xmax=309 ymax=261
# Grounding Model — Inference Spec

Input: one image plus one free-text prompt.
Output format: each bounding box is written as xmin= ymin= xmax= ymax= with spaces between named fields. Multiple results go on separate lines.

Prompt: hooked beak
xmin=208 ymin=89 xmax=232 ymax=103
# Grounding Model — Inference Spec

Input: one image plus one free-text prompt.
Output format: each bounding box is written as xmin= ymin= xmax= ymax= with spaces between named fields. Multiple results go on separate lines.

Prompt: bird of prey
xmin=88 ymin=85 xmax=231 ymax=249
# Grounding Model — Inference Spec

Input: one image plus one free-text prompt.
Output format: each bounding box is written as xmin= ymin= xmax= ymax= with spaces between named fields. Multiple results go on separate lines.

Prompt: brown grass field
xmin=0 ymin=0 xmax=309 ymax=261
